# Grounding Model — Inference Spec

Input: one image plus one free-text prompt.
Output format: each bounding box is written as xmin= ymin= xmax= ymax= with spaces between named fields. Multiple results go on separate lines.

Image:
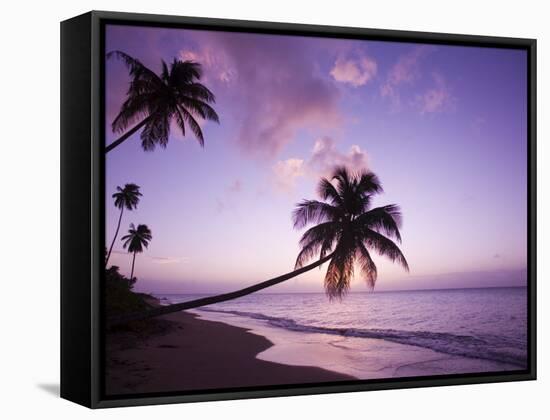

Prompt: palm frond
xmin=317 ymin=177 xmax=343 ymax=206
xmin=295 ymin=239 xmax=322 ymax=269
xmin=363 ymin=228 xmax=409 ymax=271
xmin=170 ymin=60 xmax=203 ymax=85
xmin=324 ymin=243 xmax=355 ymax=299
xmin=107 ymin=51 xmax=163 ymax=87
xmin=161 ymin=60 xmax=170 ymax=82
xmin=356 ymin=242 xmax=378 ymax=289
xmin=295 ymin=222 xmax=339 ymax=268
xmin=298 ymin=222 xmax=339 ymax=248
xmin=174 ymin=107 xmax=186 ymax=137
xmin=356 ymin=172 xmax=383 ymax=196
xmin=141 ymin=113 xmax=170 ymax=151
xmin=112 ymin=94 xmax=153 ymax=133
xmin=332 ymin=166 xmax=352 ymax=189
xmin=292 ymin=200 xmax=340 ymax=229
xmin=180 ymin=82 xmax=217 ymax=103
xmin=355 ymin=204 xmax=403 ymax=242
xmin=179 ymin=105 xmax=205 ymax=146
xmin=178 ymin=96 xmax=220 ymax=123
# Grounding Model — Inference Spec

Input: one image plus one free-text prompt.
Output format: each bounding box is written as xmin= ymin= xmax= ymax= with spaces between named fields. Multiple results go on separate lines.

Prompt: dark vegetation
xmin=104 ymin=265 xmax=161 ymax=332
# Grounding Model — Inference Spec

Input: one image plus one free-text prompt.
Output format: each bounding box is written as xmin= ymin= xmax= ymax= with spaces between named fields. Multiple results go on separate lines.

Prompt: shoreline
xmin=193 ymin=308 xmax=525 ymax=380
xmin=106 ymin=311 xmax=355 ymax=396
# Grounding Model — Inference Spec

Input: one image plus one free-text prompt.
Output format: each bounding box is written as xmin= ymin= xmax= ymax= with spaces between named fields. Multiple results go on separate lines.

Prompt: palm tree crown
xmin=113 ymin=183 xmax=142 ymax=210
xmin=106 ymin=50 xmax=220 ymax=152
xmin=121 ymin=223 xmax=152 ymax=254
xmin=293 ymin=166 xmax=409 ymax=299
xmin=121 ymin=223 xmax=152 ymax=281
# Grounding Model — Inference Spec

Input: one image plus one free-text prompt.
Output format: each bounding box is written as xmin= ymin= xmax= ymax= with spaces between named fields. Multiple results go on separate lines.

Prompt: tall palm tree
xmin=121 ymin=223 xmax=152 ymax=281
xmin=108 ymin=167 xmax=408 ymax=326
xmin=105 ymin=183 xmax=142 ymax=266
xmin=105 ymin=51 xmax=220 ymax=153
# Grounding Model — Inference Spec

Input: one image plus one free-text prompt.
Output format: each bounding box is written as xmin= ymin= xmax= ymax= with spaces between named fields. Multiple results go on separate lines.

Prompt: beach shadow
xmin=37 ymin=383 xmax=60 ymax=397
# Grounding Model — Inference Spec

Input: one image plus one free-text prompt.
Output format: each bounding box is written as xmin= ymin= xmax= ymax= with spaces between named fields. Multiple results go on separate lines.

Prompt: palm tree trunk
xmin=105 ymin=207 xmax=124 ymax=266
xmin=108 ymin=253 xmax=333 ymax=327
xmin=130 ymin=252 xmax=136 ymax=280
xmin=105 ymin=116 xmax=152 ymax=153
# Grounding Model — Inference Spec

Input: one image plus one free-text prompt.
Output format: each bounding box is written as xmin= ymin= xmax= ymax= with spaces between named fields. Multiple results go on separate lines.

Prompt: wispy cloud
xmin=215 ymin=179 xmax=244 ymax=211
xmin=330 ymin=55 xmax=377 ymax=87
xmin=150 ymin=256 xmax=187 ymax=265
xmin=381 ymin=46 xmax=433 ymax=110
xmin=471 ymin=116 xmax=486 ymax=136
xmin=111 ymin=250 xmax=187 ymax=264
xmin=414 ymin=73 xmax=454 ymax=114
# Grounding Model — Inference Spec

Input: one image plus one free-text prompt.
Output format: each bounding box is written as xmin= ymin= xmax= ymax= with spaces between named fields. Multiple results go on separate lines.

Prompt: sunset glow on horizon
xmin=105 ymin=25 xmax=527 ymax=294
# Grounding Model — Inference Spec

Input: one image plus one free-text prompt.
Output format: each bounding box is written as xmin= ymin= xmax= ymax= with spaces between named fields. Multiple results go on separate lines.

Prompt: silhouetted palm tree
xmin=292 ymin=166 xmax=409 ymax=298
xmin=105 ymin=51 xmax=220 ymax=153
xmin=105 ymin=183 xmax=142 ymax=266
xmin=108 ymin=167 xmax=408 ymax=325
xmin=121 ymin=223 xmax=152 ymax=281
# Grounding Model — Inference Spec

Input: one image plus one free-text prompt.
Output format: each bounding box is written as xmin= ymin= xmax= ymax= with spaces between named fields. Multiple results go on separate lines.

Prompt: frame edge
xmin=60 ymin=11 xmax=94 ymax=408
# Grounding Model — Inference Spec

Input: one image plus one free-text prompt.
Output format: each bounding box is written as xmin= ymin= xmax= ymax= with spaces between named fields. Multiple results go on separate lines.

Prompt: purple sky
xmin=105 ymin=24 xmax=527 ymax=294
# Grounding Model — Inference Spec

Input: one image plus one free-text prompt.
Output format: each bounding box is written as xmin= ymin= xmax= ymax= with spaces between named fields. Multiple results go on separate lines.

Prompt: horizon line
xmin=145 ymin=284 xmax=527 ymax=296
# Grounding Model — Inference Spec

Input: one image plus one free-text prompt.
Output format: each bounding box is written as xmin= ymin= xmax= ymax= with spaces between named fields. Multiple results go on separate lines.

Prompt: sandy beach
xmin=105 ymin=311 xmax=355 ymax=396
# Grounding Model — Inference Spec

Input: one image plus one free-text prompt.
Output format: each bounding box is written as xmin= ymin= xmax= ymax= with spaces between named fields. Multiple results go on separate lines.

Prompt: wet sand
xmin=105 ymin=311 xmax=355 ymax=396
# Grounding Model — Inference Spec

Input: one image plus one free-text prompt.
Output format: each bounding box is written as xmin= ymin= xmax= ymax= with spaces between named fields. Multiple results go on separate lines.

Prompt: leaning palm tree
xmin=121 ymin=223 xmax=152 ymax=281
xmin=105 ymin=51 xmax=220 ymax=153
xmin=105 ymin=183 xmax=142 ymax=266
xmin=108 ymin=167 xmax=408 ymax=326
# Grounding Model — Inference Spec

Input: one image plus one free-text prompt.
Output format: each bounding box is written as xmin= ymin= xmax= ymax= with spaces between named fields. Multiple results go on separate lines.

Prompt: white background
xmin=0 ymin=0 xmax=547 ymax=418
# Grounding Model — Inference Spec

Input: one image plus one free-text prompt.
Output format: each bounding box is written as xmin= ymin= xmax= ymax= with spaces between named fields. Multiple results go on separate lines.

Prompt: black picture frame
xmin=60 ymin=10 xmax=537 ymax=409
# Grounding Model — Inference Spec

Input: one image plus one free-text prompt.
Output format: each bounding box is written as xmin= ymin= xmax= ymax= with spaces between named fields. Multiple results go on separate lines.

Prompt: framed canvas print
xmin=60 ymin=11 xmax=536 ymax=408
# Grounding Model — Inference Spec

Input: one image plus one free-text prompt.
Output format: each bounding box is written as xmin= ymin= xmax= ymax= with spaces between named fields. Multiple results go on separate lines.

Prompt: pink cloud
xmin=414 ymin=73 xmax=454 ymax=114
xmin=381 ymin=46 xmax=433 ymax=109
xmin=272 ymin=158 xmax=305 ymax=192
xmin=181 ymin=32 xmax=342 ymax=157
xmin=330 ymin=55 xmax=377 ymax=87
xmin=309 ymin=137 xmax=369 ymax=176
xmin=273 ymin=137 xmax=369 ymax=191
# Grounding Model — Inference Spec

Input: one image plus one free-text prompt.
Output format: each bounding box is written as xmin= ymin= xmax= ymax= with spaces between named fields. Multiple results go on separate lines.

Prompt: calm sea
xmin=155 ymin=287 xmax=528 ymax=375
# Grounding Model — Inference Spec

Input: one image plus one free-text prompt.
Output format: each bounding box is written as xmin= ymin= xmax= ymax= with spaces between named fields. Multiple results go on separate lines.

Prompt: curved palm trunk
xmin=108 ymin=253 xmax=333 ymax=327
xmin=130 ymin=252 xmax=136 ymax=280
xmin=105 ymin=116 xmax=152 ymax=153
xmin=105 ymin=207 xmax=124 ymax=266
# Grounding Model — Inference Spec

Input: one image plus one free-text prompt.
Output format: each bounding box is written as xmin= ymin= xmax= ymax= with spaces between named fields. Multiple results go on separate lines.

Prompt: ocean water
xmin=155 ymin=287 xmax=528 ymax=378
